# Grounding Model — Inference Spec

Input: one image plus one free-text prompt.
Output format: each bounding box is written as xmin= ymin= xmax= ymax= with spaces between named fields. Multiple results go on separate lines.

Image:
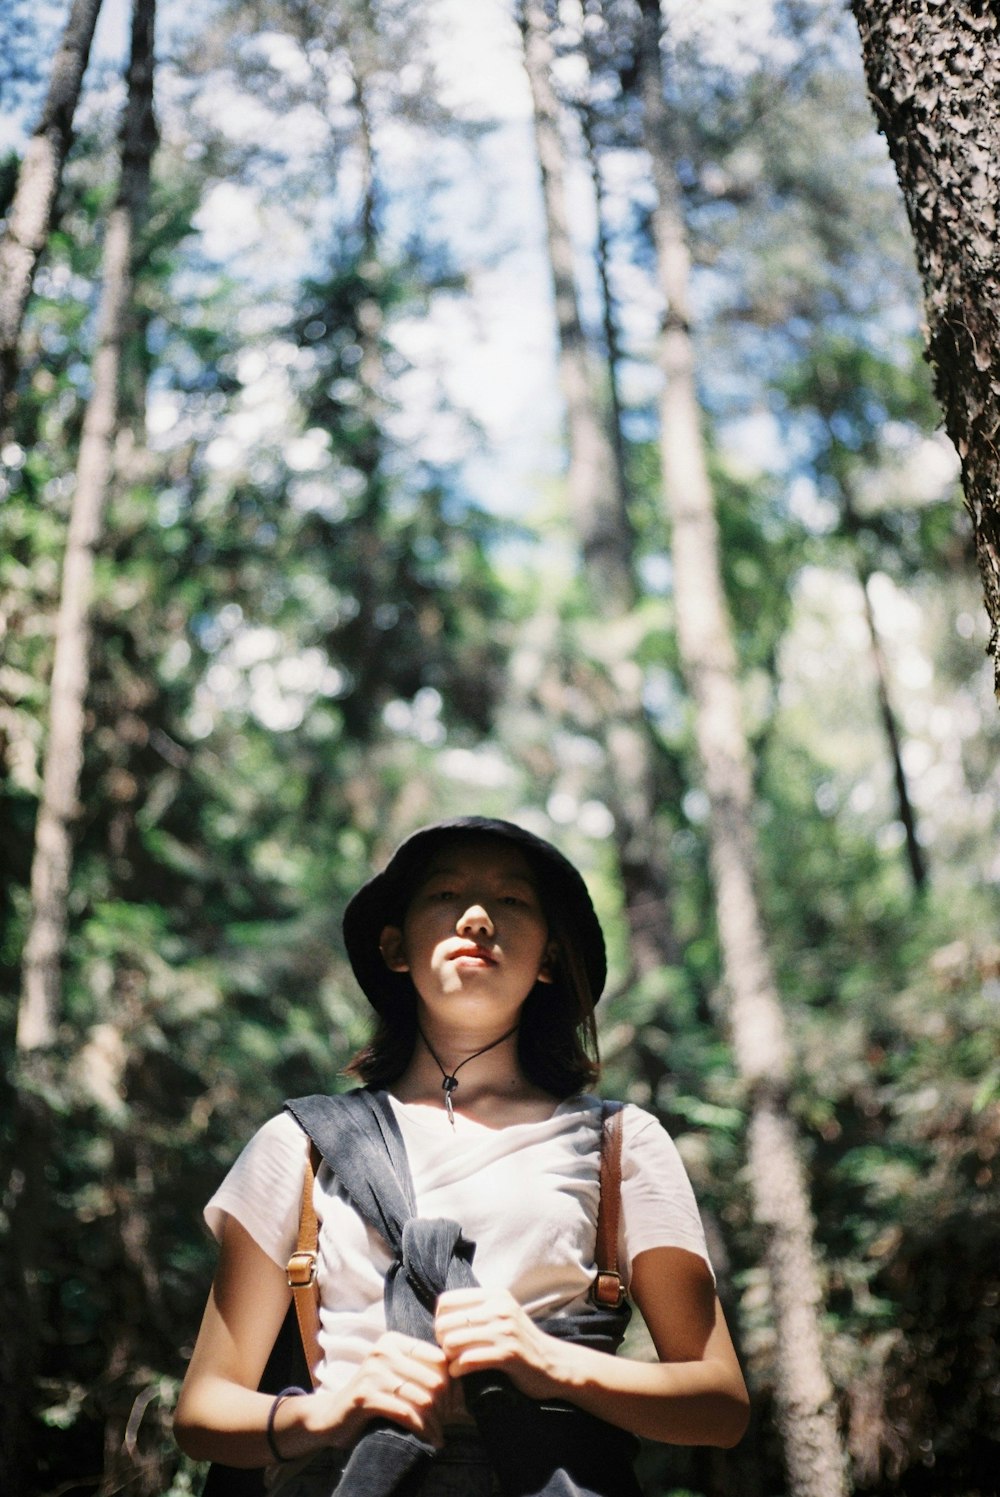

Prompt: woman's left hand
xmin=434 ymin=1287 xmax=564 ymax=1401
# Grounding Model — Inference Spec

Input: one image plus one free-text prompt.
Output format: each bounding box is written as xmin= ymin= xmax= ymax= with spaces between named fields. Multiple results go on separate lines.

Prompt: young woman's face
xmin=379 ymin=837 xmax=555 ymax=1021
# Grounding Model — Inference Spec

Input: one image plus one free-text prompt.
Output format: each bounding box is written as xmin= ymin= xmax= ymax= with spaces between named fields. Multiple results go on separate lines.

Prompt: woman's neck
xmin=392 ymin=1018 xmax=550 ymax=1117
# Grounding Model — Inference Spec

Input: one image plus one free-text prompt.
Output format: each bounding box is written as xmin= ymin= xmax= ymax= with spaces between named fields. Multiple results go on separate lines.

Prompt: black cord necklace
xmin=417 ymin=1021 xmax=520 ymax=1126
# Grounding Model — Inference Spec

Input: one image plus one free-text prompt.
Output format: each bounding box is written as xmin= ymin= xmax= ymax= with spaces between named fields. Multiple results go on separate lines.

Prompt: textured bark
xmin=518 ymin=0 xmax=676 ymax=977
xmin=851 ymin=2 xmax=1000 ymax=699
xmin=0 ymin=0 xmax=105 ymax=423
xmin=17 ymin=0 xmax=158 ymax=1050
xmin=637 ymin=4 xmax=848 ymax=1492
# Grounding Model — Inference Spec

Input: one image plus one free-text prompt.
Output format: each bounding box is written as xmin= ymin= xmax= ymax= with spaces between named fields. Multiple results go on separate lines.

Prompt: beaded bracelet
xmin=265 ymin=1385 xmax=308 ymax=1464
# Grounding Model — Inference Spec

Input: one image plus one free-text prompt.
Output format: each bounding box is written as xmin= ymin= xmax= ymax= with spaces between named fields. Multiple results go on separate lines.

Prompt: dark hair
xmin=343 ymin=903 xmax=601 ymax=1098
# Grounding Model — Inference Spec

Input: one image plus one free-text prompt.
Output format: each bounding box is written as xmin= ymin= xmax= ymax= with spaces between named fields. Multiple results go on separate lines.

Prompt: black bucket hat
xmin=342 ymin=816 xmax=607 ymax=1016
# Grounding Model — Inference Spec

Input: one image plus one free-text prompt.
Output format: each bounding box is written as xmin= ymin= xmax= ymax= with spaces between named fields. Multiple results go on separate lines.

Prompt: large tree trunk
xmin=636 ymin=4 xmax=848 ymax=1493
xmin=517 ymin=0 xmax=676 ymax=979
xmin=0 ymin=0 xmax=105 ymax=425
xmin=850 ymin=2 xmax=1000 ymax=701
xmin=17 ymin=0 xmax=158 ymax=1052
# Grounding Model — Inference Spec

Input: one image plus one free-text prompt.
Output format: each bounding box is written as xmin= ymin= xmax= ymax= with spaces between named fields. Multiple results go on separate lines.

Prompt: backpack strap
xmin=592 ymin=1100 xmax=627 ymax=1309
xmin=280 ymin=1088 xmax=425 ymax=1387
xmin=285 ymin=1141 xmax=322 ymax=1386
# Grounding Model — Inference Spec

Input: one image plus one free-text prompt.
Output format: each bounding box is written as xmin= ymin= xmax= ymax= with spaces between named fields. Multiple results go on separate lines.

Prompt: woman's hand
xmin=175 ymin=1215 xmax=454 ymax=1465
xmin=316 ymin=1331 xmax=452 ymax=1451
xmin=434 ymin=1254 xmax=750 ymax=1450
xmin=434 ymin=1287 xmax=564 ymax=1402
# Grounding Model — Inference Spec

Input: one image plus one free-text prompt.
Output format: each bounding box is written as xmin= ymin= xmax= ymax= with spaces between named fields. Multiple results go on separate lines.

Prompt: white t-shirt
xmin=205 ymin=1093 xmax=712 ymax=1392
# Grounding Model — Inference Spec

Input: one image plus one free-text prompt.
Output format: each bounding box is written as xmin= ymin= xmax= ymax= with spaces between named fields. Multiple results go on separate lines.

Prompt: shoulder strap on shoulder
xmin=286 ymin=1089 xmax=417 ymax=1230
xmin=592 ymin=1100 xmax=627 ymax=1308
xmin=281 ymin=1088 xmax=418 ymax=1385
xmin=286 ymin=1141 xmax=322 ymax=1386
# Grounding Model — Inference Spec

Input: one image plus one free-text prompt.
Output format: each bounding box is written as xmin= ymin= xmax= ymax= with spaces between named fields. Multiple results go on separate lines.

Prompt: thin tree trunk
xmin=341 ymin=9 xmax=398 ymax=714
xmin=577 ymin=91 xmax=629 ymax=499
xmin=858 ymin=569 xmax=927 ymax=892
xmin=517 ymin=0 xmax=635 ymax=612
xmin=840 ymin=492 xmax=928 ymax=896
xmin=636 ymin=5 xmax=848 ymax=1493
xmin=0 ymin=0 xmax=105 ymax=424
xmin=517 ymin=0 xmax=676 ymax=979
xmin=17 ymin=0 xmax=158 ymax=1051
xmin=851 ymin=2 xmax=1000 ymax=701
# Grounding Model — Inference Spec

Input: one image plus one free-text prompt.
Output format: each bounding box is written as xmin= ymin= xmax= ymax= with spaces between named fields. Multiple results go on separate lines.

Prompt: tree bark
xmin=636 ymin=4 xmax=848 ymax=1493
xmin=517 ymin=0 xmax=676 ymax=978
xmin=17 ymin=0 xmax=158 ymax=1051
xmin=851 ymin=2 xmax=1000 ymax=700
xmin=0 ymin=0 xmax=105 ymax=425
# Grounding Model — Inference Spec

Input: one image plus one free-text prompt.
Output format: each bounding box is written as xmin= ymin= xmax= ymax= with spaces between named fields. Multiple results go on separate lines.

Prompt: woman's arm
xmin=174 ymin=1214 xmax=450 ymax=1466
xmin=433 ymin=1246 xmax=750 ymax=1448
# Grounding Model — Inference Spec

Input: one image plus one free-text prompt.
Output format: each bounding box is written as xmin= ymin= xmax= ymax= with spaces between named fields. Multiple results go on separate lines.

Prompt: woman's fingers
xmin=328 ymin=1331 xmax=450 ymax=1447
xmin=434 ymin=1287 xmax=498 ymax=1339
xmin=384 ymin=1331 xmax=448 ymax=1380
xmin=318 ymin=1335 xmax=452 ymax=1449
xmin=434 ymin=1290 xmax=559 ymax=1400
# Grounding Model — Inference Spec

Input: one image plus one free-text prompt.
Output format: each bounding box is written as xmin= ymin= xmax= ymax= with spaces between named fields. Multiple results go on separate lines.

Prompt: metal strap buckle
xmin=591 ymin=1270 xmax=626 ymax=1308
xmin=286 ymin=1250 xmax=317 ymax=1289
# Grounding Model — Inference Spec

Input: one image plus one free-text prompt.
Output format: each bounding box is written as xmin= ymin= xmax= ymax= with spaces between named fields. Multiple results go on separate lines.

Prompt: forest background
xmin=1 ymin=1 xmax=999 ymax=1495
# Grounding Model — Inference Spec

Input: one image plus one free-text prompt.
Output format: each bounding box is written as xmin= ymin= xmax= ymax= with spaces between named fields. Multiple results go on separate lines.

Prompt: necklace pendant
xmin=442 ymin=1074 xmax=458 ymax=1127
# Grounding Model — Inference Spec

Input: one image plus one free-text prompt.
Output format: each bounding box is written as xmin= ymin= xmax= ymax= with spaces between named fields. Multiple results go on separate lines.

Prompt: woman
xmin=175 ymin=816 xmax=749 ymax=1494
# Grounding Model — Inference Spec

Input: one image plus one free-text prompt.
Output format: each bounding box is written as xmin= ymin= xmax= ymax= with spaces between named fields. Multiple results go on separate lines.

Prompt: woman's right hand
xmin=176 ymin=1217 xmax=452 ymax=1467
xmin=312 ymin=1330 xmax=451 ymax=1451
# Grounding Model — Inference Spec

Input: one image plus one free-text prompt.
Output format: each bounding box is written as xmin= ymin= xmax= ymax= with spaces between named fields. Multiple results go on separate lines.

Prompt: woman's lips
xmin=449 ymin=945 xmax=496 ymax=965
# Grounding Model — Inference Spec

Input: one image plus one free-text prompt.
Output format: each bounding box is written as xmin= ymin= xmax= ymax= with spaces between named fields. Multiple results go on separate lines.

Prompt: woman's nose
xmin=458 ymin=903 xmax=494 ymax=937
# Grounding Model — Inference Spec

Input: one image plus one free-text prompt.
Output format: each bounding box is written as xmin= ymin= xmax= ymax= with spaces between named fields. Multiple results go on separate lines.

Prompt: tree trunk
xmin=517 ymin=0 xmax=677 ymax=979
xmin=516 ymin=0 xmax=635 ymax=613
xmin=850 ymin=2 xmax=1000 ymax=701
xmin=859 ymin=569 xmax=927 ymax=892
xmin=0 ymin=0 xmax=105 ymax=424
xmin=17 ymin=0 xmax=158 ymax=1051
xmin=636 ymin=4 xmax=848 ymax=1493
xmin=577 ymin=87 xmax=629 ymax=500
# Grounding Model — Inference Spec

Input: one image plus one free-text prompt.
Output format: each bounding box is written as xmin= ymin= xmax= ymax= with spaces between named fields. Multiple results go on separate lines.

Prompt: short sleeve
xmin=619 ymin=1105 xmax=714 ymax=1282
xmin=204 ymin=1112 xmax=309 ymax=1268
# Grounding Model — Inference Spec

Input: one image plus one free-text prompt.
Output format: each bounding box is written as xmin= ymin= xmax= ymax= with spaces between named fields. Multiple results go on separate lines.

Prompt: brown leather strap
xmin=285 ymin=1142 xmax=322 ymax=1385
xmin=592 ymin=1101 xmax=627 ymax=1308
